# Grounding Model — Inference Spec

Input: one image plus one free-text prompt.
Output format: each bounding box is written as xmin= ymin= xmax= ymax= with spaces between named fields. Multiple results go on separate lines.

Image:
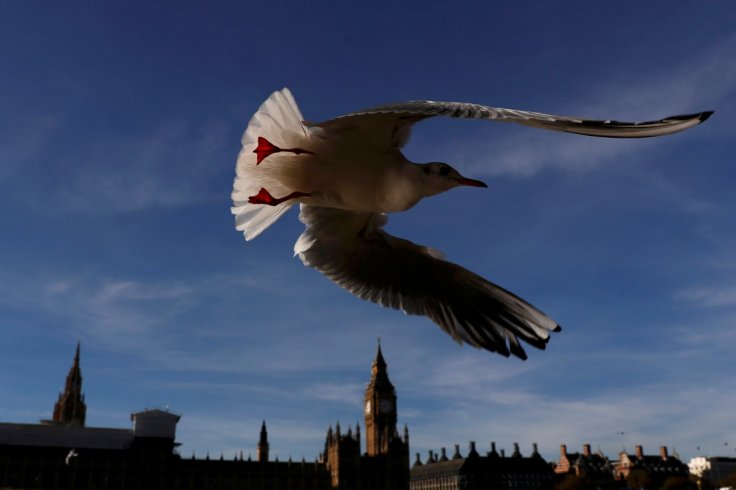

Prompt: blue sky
xmin=2 ymin=2 xmax=735 ymax=464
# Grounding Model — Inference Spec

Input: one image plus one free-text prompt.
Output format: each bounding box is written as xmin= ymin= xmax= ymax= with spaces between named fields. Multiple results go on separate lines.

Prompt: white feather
xmin=231 ymin=88 xmax=312 ymax=240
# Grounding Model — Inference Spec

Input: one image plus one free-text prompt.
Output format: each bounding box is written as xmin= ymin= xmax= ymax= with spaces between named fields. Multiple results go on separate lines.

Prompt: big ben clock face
xmin=364 ymin=400 xmax=371 ymax=414
xmin=379 ymin=399 xmax=394 ymax=412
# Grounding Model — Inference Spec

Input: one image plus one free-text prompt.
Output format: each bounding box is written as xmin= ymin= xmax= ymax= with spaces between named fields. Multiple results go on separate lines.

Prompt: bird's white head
xmin=418 ymin=162 xmax=487 ymax=197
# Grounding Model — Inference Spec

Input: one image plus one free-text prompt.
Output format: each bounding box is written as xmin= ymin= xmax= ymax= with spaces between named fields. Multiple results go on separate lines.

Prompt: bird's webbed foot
xmin=248 ymin=188 xmax=310 ymax=206
xmin=253 ymin=137 xmax=314 ymax=165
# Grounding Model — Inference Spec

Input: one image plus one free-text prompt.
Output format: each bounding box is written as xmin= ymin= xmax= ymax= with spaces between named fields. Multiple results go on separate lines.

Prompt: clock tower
xmin=325 ymin=341 xmax=410 ymax=489
xmin=364 ymin=340 xmax=399 ymax=456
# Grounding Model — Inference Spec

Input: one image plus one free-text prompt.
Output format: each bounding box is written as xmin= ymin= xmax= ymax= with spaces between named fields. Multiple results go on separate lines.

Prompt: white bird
xmin=231 ymin=88 xmax=711 ymax=360
xmin=65 ymin=449 xmax=78 ymax=465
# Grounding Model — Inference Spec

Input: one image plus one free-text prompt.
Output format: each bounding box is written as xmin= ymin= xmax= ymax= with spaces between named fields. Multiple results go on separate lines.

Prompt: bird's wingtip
xmin=699 ymin=111 xmax=714 ymax=122
xmin=668 ymin=111 xmax=714 ymax=123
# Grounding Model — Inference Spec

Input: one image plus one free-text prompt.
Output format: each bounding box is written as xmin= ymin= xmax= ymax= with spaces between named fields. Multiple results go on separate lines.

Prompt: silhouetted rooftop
xmin=0 ymin=422 xmax=132 ymax=450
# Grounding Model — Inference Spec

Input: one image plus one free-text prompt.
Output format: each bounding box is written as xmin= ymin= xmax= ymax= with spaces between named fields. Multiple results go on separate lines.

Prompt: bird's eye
xmin=439 ymin=165 xmax=451 ymax=176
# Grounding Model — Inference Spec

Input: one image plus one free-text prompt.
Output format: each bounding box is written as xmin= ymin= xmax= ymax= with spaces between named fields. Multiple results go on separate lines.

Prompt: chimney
xmin=512 ymin=442 xmax=521 ymax=457
xmin=469 ymin=441 xmax=477 ymax=456
xmin=560 ymin=444 xmax=568 ymax=457
xmin=453 ymin=444 xmax=461 ymax=459
xmin=660 ymin=446 xmax=669 ymax=460
xmin=635 ymin=445 xmax=643 ymax=459
xmin=583 ymin=444 xmax=591 ymax=457
xmin=440 ymin=447 xmax=448 ymax=461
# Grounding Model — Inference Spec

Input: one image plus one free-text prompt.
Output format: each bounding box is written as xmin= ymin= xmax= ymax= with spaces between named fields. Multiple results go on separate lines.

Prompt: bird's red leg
xmin=254 ymin=137 xmax=314 ymax=165
xmin=248 ymin=188 xmax=310 ymax=206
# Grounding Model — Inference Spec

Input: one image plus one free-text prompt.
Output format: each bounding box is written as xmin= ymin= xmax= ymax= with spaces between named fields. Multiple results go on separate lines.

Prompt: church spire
xmin=52 ymin=342 xmax=86 ymax=426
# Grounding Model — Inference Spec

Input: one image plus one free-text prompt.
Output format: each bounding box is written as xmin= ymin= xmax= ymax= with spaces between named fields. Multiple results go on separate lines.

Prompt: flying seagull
xmin=231 ymin=88 xmax=711 ymax=360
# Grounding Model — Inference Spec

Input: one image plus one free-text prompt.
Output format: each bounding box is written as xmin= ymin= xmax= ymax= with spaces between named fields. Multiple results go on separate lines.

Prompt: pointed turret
xmin=372 ymin=338 xmax=387 ymax=375
xmin=257 ymin=420 xmax=269 ymax=462
xmin=52 ymin=342 xmax=86 ymax=426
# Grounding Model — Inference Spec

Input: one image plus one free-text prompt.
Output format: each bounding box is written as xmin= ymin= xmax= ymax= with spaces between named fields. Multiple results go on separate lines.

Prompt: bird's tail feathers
xmin=232 ymin=88 xmax=311 ymax=241
xmin=240 ymin=88 xmax=308 ymax=149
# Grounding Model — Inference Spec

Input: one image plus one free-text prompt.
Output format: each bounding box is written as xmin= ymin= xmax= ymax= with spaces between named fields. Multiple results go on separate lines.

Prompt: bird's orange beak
xmin=456 ymin=177 xmax=488 ymax=188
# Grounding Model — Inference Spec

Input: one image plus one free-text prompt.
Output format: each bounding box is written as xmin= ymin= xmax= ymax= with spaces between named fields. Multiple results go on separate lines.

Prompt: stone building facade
xmin=613 ymin=445 xmax=689 ymax=489
xmin=554 ymin=443 xmax=614 ymax=485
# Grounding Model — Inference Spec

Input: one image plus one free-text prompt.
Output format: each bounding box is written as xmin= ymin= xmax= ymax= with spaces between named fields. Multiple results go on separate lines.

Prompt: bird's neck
xmin=377 ymin=162 xmax=426 ymax=212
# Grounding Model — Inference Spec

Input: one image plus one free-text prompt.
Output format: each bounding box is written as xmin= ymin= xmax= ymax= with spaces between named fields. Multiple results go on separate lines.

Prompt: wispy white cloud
xmin=581 ymin=34 xmax=736 ymax=120
xmin=676 ymin=286 xmax=736 ymax=307
xmin=177 ymin=412 xmax=330 ymax=461
xmin=0 ymin=258 xmax=396 ymax=373
xmin=408 ymin=373 xmax=736 ymax=462
xmin=446 ymin=34 xmax=734 ymax=180
xmin=301 ymin=382 xmax=364 ymax=408
xmin=461 ymin=132 xmax=649 ymax=178
xmin=7 ymin=118 xmax=233 ymax=215
xmin=0 ymin=269 xmax=196 ymax=348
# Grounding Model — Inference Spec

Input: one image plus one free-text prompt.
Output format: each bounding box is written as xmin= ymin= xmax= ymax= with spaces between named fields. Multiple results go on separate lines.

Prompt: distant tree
xmin=717 ymin=471 xmax=736 ymax=489
xmin=662 ymin=476 xmax=698 ymax=490
xmin=627 ymin=469 xmax=652 ymax=490
xmin=556 ymin=474 xmax=596 ymax=490
xmin=697 ymin=477 xmax=714 ymax=490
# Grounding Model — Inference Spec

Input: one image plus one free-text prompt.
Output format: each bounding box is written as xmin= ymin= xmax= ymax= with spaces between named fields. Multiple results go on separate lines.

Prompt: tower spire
xmin=52 ymin=342 xmax=86 ymax=426
xmin=372 ymin=337 xmax=387 ymax=375
xmin=258 ymin=420 xmax=269 ymax=462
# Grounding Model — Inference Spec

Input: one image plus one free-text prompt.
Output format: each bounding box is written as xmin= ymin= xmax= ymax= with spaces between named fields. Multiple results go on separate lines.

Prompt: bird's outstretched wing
xmin=306 ymin=99 xmax=712 ymax=149
xmin=294 ymin=205 xmax=560 ymax=360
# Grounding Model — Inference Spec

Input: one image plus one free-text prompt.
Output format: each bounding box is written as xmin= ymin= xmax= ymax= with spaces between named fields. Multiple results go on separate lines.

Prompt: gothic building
xmin=50 ymin=342 xmax=86 ymax=426
xmin=323 ymin=342 xmax=410 ymax=489
xmin=0 ymin=342 xmax=409 ymax=489
xmin=0 ymin=342 xmax=700 ymax=490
